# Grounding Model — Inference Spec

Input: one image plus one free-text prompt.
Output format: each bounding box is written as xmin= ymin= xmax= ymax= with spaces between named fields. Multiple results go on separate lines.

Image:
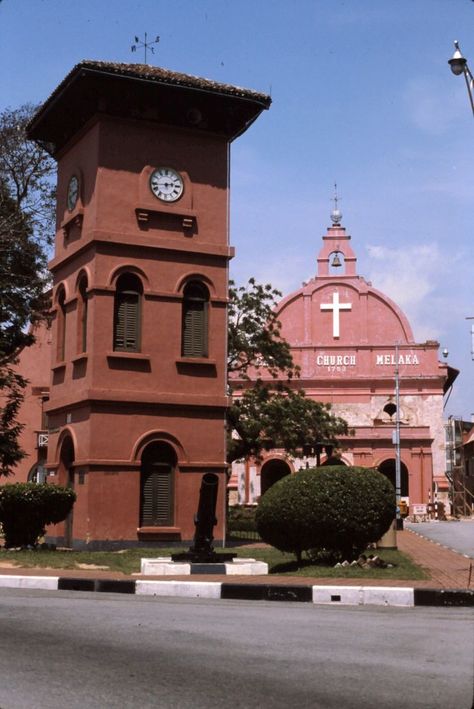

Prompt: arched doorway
xmin=59 ymin=436 xmax=75 ymax=547
xmin=378 ymin=459 xmax=409 ymax=497
xmin=140 ymin=442 xmax=177 ymax=527
xmin=260 ymin=459 xmax=291 ymax=497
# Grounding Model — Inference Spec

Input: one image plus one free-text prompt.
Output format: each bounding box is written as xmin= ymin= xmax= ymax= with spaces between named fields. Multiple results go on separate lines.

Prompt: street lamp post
xmin=394 ymin=344 xmax=402 ymax=531
xmin=448 ymin=40 xmax=474 ymax=115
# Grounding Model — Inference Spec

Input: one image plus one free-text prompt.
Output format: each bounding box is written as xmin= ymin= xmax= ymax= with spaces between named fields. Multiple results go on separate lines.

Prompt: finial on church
xmin=131 ymin=32 xmax=160 ymax=64
xmin=330 ymin=183 xmax=342 ymax=225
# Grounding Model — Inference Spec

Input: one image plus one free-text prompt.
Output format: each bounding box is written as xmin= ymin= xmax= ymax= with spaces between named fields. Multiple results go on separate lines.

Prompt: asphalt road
xmin=406 ymin=520 xmax=474 ymax=558
xmin=0 ymin=589 xmax=472 ymax=709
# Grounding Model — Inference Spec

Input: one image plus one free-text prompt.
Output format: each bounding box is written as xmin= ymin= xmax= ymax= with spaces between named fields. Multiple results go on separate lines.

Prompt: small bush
xmin=255 ymin=466 xmax=395 ymax=563
xmin=0 ymin=483 xmax=76 ymax=548
xmin=227 ymin=505 xmax=258 ymax=533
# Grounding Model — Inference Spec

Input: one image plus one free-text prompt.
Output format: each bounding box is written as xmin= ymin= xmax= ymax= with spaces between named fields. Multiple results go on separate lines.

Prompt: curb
xmin=0 ymin=575 xmax=473 ymax=606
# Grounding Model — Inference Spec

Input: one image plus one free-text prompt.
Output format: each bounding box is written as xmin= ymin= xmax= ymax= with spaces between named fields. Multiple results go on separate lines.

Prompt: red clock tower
xmin=28 ymin=61 xmax=270 ymax=548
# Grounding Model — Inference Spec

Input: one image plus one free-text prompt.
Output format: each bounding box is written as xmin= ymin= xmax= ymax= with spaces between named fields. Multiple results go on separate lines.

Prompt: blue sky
xmin=1 ymin=0 xmax=473 ymax=418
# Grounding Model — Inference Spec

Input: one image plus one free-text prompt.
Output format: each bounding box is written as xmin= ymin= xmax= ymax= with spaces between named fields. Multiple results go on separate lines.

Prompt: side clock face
xmin=149 ymin=167 xmax=184 ymax=202
xmin=67 ymin=175 xmax=79 ymax=212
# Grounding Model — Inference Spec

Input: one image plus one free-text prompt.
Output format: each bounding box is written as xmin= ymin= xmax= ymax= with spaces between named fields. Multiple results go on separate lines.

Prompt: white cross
xmin=320 ymin=291 xmax=352 ymax=338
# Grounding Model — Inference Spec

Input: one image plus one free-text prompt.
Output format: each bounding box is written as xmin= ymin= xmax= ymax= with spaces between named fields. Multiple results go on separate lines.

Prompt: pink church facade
xmin=230 ymin=216 xmax=457 ymax=511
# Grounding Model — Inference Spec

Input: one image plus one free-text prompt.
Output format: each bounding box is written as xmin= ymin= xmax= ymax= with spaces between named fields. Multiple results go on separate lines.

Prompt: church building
xmin=229 ymin=204 xmax=457 ymax=512
xmin=18 ymin=60 xmax=270 ymax=549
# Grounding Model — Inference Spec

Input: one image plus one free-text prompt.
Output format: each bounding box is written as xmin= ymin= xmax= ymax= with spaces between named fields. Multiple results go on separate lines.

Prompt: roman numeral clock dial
xmin=149 ymin=167 xmax=184 ymax=202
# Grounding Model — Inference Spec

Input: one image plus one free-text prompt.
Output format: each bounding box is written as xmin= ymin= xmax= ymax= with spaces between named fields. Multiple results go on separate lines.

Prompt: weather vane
xmin=131 ymin=33 xmax=160 ymax=64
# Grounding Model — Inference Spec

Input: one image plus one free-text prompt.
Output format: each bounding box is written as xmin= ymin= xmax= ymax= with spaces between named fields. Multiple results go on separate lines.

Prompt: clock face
xmin=67 ymin=175 xmax=79 ymax=212
xmin=150 ymin=167 xmax=184 ymax=202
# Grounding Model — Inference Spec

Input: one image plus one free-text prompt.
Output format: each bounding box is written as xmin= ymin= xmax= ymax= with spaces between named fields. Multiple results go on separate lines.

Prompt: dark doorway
xmin=260 ymin=459 xmax=291 ymax=497
xmin=378 ymin=459 xmax=409 ymax=496
xmin=140 ymin=442 xmax=177 ymax=527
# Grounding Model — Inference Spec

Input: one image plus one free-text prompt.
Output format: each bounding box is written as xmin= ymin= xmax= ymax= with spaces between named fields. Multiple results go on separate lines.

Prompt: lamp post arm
xmin=463 ymin=65 xmax=474 ymax=116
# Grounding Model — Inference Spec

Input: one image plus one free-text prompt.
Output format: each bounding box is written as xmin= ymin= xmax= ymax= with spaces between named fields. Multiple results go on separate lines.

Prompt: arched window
xmin=140 ymin=442 xmax=177 ymax=527
xmin=28 ymin=459 xmax=47 ymax=484
xmin=113 ymin=273 xmax=143 ymax=352
xmin=56 ymin=286 xmax=67 ymax=362
xmin=77 ymin=275 xmax=88 ymax=353
xmin=181 ymin=281 xmax=209 ymax=357
xmin=260 ymin=459 xmax=291 ymax=497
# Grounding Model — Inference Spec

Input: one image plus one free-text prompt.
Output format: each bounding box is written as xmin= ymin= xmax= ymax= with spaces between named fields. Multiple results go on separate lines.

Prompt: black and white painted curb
xmin=0 ymin=575 xmax=473 ymax=606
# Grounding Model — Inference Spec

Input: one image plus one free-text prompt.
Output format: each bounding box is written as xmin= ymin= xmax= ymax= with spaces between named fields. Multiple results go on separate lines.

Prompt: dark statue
xmin=172 ymin=473 xmax=235 ymax=563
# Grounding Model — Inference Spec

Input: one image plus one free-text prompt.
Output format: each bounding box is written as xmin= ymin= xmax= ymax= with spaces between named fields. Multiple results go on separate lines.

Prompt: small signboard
xmin=411 ymin=504 xmax=427 ymax=515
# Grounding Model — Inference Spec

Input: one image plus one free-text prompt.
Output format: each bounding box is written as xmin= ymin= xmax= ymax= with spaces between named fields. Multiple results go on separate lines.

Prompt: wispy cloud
xmin=366 ymin=242 xmax=458 ymax=341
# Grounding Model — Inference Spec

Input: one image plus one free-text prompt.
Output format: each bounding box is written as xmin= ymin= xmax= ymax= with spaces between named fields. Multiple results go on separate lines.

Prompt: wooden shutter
xmin=56 ymin=289 xmax=66 ymax=361
xmin=78 ymin=279 xmax=88 ymax=353
xmin=182 ymin=283 xmax=208 ymax=357
xmin=114 ymin=292 xmax=139 ymax=351
xmin=141 ymin=463 xmax=173 ymax=526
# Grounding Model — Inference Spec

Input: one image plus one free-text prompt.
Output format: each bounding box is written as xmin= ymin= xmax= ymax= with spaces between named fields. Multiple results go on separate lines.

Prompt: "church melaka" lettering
xmin=375 ymin=354 xmax=420 ymax=365
xmin=316 ymin=355 xmax=356 ymax=366
xmin=315 ymin=353 xmax=421 ymax=368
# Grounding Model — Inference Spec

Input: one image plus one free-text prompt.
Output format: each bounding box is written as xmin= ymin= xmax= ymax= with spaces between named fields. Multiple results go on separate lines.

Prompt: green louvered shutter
xmin=141 ymin=463 xmax=173 ymax=526
xmin=114 ymin=291 xmax=140 ymax=351
xmin=182 ymin=283 xmax=208 ymax=357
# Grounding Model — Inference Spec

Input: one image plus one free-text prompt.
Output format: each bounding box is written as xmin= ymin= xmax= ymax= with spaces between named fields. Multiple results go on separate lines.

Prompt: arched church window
xmin=140 ymin=442 xmax=177 ymax=527
xmin=28 ymin=458 xmax=47 ymax=484
xmin=77 ymin=275 xmax=88 ymax=353
xmin=56 ymin=286 xmax=67 ymax=362
xmin=113 ymin=273 xmax=143 ymax=352
xmin=181 ymin=281 xmax=209 ymax=357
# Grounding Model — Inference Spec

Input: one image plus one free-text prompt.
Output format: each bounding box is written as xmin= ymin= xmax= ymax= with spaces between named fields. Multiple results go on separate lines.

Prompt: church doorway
xmin=59 ymin=436 xmax=75 ymax=547
xmin=140 ymin=442 xmax=177 ymax=527
xmin=378 ymin=459 xmax=409 ymax=496
xmin=260 ymin=459 xmax=291 ymax=497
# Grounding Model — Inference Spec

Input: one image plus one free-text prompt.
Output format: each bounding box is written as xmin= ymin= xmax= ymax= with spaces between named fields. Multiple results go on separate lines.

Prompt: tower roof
xmin=27 ymin=60 xmax=272 ymax=156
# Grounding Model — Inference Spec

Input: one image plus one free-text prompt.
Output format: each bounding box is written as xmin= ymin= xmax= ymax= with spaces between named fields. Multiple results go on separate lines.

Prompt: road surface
xmin=0 ymin=589 xmax=472 ymax=708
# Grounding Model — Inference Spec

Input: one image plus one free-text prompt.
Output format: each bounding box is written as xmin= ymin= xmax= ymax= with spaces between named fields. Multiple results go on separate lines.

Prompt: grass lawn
xmin=0 ymin=544 xmax=427 ymax=580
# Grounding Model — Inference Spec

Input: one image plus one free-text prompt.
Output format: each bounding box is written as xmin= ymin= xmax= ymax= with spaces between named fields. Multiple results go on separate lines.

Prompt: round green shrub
xmin=255 ymin=466 xmax=395 ymax=562
xmin=0 ymin=483 xmax=76 ymax=548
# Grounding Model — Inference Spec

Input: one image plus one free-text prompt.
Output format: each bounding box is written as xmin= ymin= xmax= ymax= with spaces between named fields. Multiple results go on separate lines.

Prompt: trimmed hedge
xmin=0 ymin=483 xmax=76 ymax=548
xmin=255 ymin=466 xmax=395 ymax=563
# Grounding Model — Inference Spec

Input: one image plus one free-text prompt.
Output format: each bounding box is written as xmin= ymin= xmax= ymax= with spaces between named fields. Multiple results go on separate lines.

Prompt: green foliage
xmin=255 ymin=466 xmax=395 ymax=563
xmin=0 ymin=105 xmax=52 ymax=475
xmin=0 ymin=483 xmax=76 ymax=548
xmin=0 ymin=368 xmax=27 ymax=475
xmin=228 ymin=278 xmax=294 ymax=380
xmin=227 ymin=505 xmax=258 ymax=532
xmin=227 ymin=381 xmax=349 ymax=463
xmin=0 ymin=181 xmax=49 ymax=362
xmin=0 ymin=104 xmax=56 ymax=249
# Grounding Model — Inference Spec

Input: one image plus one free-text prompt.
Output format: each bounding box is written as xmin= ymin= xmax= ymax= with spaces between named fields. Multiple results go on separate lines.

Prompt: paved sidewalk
xmin=0 ymin=529 xmax=472 ymax=590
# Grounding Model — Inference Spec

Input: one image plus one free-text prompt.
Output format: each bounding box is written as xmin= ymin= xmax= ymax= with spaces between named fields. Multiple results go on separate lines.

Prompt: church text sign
xmin=315 ymin=351 xmax=421 ymax=373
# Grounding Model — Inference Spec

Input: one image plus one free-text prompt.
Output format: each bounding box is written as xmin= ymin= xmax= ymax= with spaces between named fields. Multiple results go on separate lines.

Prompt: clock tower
xmin=28 ymin=61 xmax=271 ymax=548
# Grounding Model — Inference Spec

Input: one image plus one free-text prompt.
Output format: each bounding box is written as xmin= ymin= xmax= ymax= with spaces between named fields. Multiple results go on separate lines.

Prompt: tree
xmin=0 ymin=104 xmax=56 ymax=250
xmin=227 ymin=278 xmax=349 ymax=463
xmin=228 ymin=278 xmax=294 ymax=380
xmin=0 ymin=105 xmax=53 ymax=476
